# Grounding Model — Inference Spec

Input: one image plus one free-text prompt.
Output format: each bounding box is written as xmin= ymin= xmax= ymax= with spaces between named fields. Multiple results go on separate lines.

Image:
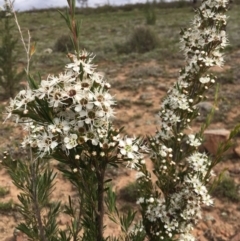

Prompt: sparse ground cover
xmin=0 ymin=2 xmax=240 ymax=240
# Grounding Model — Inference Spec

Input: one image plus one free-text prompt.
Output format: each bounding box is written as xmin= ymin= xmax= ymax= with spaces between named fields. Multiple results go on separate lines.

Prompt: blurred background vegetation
xmin=0 ymin=0 xmax=239 ymax=77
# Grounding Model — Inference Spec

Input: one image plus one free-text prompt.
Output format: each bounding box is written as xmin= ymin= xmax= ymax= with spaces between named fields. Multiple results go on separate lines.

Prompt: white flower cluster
xmin=7 ymin=50 xmax=147 ymax=168
xmin=138 ymin=163 xmax=213 ymax=239
xmin=142 ymin=134 xmax=213 ymax=239
xmin=186 ymin=151 xmax=210 ymax=174
xmin=187 ymin=134 xmax=202 ymax=147
xmin=179 ymin=233 xmax=196 ymax=241
xmin=156 ymin=0 xmax=229 ymax=137
xmin=129 ymin=222 xmax=145 ymax=236
xmin=118 ymin=137 xmax=147 ymax=169
xmin=142 ymin=0 xmax=229 ymax=240
xmin=7 ymin=50 xmax=115 ymax=156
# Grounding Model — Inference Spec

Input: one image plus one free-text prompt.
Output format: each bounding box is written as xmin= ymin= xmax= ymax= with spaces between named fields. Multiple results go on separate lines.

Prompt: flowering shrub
xmin=6 ymin=47 xmax=147 ymax=162
xmin=2 ymin=0 xmax=240 ymax=241
xmin=134 ymin=0 xmax=237 ymax=240
xmin=7 ymin=51 xmax=116 ymax=154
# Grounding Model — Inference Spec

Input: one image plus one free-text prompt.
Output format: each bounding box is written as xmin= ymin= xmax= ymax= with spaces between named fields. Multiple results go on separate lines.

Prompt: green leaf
xmin=119 ymin=210 xmax=137 ymax=233
xmin=104 ymin=179 xmax=112 ymax=184
xmin=27 ymin=74 xmax=38 ymax=90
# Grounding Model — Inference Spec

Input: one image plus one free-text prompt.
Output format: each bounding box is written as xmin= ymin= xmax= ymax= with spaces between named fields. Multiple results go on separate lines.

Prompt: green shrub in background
xmin=0 ymin=199 xmax=14 ymax=212
xmin=119 ymin=182 xmax=139 ymax=203
xmin=0 ymin=186 xmax=10 ymax=197
xmin=212 ymin=176 xmax=240 ymax=202
xmin=116 ymin=26 xmax=159 ymax=54
xmin=145 ymin=0 xmax=157 ymax=25
xmin=53 ymin=34 xmax=74 ymax=52
xmin=0 ymin=1 xmax=24 ymax=100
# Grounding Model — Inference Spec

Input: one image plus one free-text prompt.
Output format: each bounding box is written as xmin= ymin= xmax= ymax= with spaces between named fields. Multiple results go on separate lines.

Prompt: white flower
xmin=202 ymin=194 xmax=214 ymax=206
xmin=36 ymin=132 xmax=58 ymax=154
xmin=64 ymin=134 xmax=78 ymax=149
xmin=136 ymin=197 xmax=145 ymax=204
xmin=119 ymin=137 xmax=139 ymax=159
xmin=48 ymin=118 xmax=71 ymax=134
xmin=187 ymin=152 xmax=209 ymax=173
xmin=14 ymin=89 xmax=35 ymax=110
xmin=187 ymin=134 xmax=201 ymax=147
xmin=93 ymin=89 xmax=115 ymax=108
xmin=65 ymin=50 xmax=95 ymax=75
xmin=179 ymin=233 xmax=195 ymax=241
xmin=36 ymin=74 xmax=62 ymax=97
xmin=199 ymin=76 xmax=211 ymax=84
xmin=194 ymin=182 xmax=207 ymax=196
xmin=48 ymin=87 xmax=67 ymax=108
xmin=148 ymin=197 xmax=155 ymax=203
xmin=203 ymin=57 xmax=214 ymax=67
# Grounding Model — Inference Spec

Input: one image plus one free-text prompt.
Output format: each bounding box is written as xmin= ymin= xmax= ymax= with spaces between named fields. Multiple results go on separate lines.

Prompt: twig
xmin=7 ymin=0 xmax=31 ymax=74
xmin=6 ymin=2 xmax=45 ymax=239
xmin=30 ymin=159 xmax=47 ymax=241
